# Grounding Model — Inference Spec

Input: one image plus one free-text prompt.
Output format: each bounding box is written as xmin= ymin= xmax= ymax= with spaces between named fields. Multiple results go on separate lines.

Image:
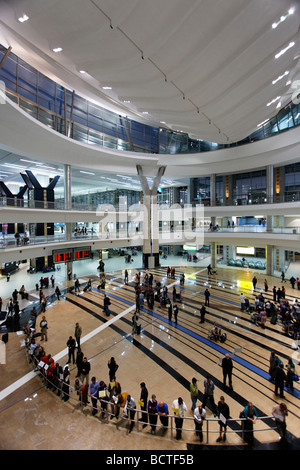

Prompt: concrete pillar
xmin=266 ymin=165 xmax=274 ymax=232
xmin=266 ymin=245 xmax=274 ymax=276
xmin=266 ymin=164 xmax=274 ymax=203
xmin=210 ymin=174 xmax=216 ymax=206
xmin=224 ymin=175 xmax=233 ymax=205
xmin=64 ymin=164 xmax=72 ymax=278
xmin=137 ymin=165 xmax=166 ymax=268
xmin=211 ymin=242 xmax=217 ymax=269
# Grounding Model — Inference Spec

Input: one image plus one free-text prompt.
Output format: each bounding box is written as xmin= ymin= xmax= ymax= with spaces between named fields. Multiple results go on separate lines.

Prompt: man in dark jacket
xmin=104 ymin=295 xmax=111 ymax=316
xmin=204 ymin=289 xmax=210 ymax=306
xmin=221 ymin=353 xmax=233 ymax=389
xmin=67 ymin=336 xmax=76 ymax=364
xmin=80 ymin=357 xmax=91 ymax=385
xmin=274 ymin=363 xmax=286 ymax=398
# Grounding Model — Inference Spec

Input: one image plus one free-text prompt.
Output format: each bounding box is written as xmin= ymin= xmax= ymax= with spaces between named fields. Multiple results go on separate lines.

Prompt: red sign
xmin=54 ymin=251 xmax=73 ymax=263
xmin=74 ymin=249 xmax=91 ymax=260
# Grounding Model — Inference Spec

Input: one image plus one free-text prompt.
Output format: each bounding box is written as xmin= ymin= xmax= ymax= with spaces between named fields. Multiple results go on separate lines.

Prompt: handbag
xmin=292 ymin=374 xmax=299 ymax=382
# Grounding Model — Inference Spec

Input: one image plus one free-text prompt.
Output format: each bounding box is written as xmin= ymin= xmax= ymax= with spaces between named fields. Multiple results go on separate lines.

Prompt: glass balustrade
xmin=0 ymin=221 xmax=298 ymax=250
xmin=0 ymin=44 xmax=299 ymax=156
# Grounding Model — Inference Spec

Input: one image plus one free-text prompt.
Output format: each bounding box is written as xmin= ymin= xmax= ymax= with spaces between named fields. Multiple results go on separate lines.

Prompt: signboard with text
xmin=53 ymin=246 xmax=91 ymax=263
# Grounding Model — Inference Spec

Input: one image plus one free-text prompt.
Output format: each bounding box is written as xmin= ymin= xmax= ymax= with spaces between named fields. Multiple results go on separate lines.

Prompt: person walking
xmin=168 ymin=302 xmax=172 ymax=321
xmin=75 ymin=322 xmax=82 ymax=349
xmin=108 ymin=357 xmax=119 ymax=382
xmin=252 ymin=276 xmax=257 ymax=290
xmin=55 ymin=285 xmax=61 ymax=300
xmin=40 ymin=315 xmax=48 ymax=342
xmin=67 ymin=336 xmax=76 ymax=364
xmin=200 ymin=305 xmax=206 ymax=323
xmin=74 ymin=278 xmax=80 ymax=293
xmin=204 ymin=288 xmax=210 ymax=306
xmin=173 ymin=304 xmax=178 ymax=324
xmin=104 ymin=295 xmax=111 ymax=316
xmin=221 ymin=353 xmax=233 ymax=389
xmin=202 ymin=375 xmax=217 ymax=416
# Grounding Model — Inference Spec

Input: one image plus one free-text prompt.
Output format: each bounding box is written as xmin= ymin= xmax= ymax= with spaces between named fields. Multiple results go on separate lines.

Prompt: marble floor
xmin=0 ymin=256 xmax=299 ymax=452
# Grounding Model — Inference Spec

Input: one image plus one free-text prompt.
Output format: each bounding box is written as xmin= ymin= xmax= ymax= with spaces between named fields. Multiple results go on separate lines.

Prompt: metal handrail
xmin=25 ymin=347 xmax=278 ymax=445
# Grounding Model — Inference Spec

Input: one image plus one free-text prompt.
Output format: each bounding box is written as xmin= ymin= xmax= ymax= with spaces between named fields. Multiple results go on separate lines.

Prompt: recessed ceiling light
xmin=53 ymin=47 xmax=63 ymax=53
xmin=272 ymin=70 xmax=289 ymax=84
xmin=18 ymin=14 xmax=29 ymax=23
xmin=3 ymin=163 xmax=27 ymax=170
xmin=80 ymin=170 xmax=95 ymax=175
xmin=79 ymin=70 xmax=86 ymax=74
xmin=142 ymin=111 xmax=149 ymax=114
xmin=20 ymin=158 xmax=37 ymax=164
xmin=272 ymin=8 xmax=295 ymax=28
xmin=123 ymin=100 xmax=131 ymax=103
xmin=275 ymin=42 xmax=295 ymax=59
xmin=267 ymin=96 xmax=281 ymax=106
xmin=102 ymin=86 xmax=112 ymax=90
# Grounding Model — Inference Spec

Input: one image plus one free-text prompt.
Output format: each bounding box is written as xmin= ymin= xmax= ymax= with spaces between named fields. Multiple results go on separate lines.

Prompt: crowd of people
xmin=239 ymin=276 xmax=300 ymax=339
xmin=4 ymin=264 xmax=294 ymax=446
xmin=21 ymin=315 xmax=292 ymax=445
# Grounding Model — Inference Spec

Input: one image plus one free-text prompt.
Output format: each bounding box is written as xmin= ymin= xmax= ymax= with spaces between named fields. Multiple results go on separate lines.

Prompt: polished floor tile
xmin=0 ymin=260 xmax=299 ymax=451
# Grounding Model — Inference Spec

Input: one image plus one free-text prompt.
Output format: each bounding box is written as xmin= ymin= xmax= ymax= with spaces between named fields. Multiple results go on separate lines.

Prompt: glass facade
xmin=232 ymin=170 xmax=267 ymax=205
xmin=284 ymin=163 xmax=300 ymax=202
xmin=1 ymin=44 xmax=300 ymax=156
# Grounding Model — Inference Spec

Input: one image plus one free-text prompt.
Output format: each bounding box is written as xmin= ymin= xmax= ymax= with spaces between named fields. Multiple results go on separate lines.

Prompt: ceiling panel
xmin=0 ymin=0 xmax=299 ymax=147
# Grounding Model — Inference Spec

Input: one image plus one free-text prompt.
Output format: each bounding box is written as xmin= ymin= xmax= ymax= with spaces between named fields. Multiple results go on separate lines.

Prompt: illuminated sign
xmin=236 ymin=247 xmax=255 ymax=255
xmin=53 ymin=250 xmax=73 ymax=263
xmin=53 ymin=246 xmax=91 ymax=263
xmin=74 ymin=249 xmax=91 ymax=260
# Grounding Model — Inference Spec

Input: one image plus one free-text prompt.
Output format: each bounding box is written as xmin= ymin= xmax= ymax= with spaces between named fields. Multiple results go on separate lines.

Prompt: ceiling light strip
xmin=272 ymin=8 xmax=295 ymax=29
xmin=275 ymin=41 xmax=295 ymax=59
xmin=272 ymin=70 xmax=289 ymax=84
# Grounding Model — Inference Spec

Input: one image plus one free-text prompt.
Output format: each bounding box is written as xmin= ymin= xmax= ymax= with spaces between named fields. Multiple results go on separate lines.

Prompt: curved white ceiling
xmin=0 ymin=0 xmax=300 ymax=145
xmin=1 ymin=95 xmax=300 ymax=181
